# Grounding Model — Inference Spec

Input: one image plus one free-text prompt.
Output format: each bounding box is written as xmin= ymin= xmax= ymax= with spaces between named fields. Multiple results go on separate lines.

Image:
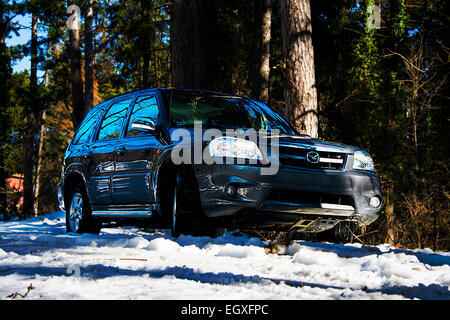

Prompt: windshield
xmin=161 ymin=90 xmax=298 ymax=135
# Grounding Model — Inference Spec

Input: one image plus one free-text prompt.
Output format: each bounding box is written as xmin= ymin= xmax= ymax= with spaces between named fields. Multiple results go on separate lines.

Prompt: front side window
xmin=97 ymin=97 xmax=133 ymax=140
xmin=72 ymin=104 xmax=105 ymax=145
xmin=126 ymin=95 xmax=159 ymax=137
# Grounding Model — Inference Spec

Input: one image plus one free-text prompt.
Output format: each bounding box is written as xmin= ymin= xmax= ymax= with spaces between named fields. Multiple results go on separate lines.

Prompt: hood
xmin=168 ymin=128 xmax=359 ymax=154
xmin=271 ymin=134 xmax=359 ymax=154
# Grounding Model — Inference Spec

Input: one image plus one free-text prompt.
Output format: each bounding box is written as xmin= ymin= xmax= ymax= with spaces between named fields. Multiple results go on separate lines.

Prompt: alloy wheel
xmin=69 ymin=192 xmax=83 ymax=232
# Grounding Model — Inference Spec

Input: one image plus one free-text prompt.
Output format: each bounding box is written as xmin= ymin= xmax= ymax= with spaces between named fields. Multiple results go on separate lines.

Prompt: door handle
xmin=116 ymin=147 xmax=127 ymax=155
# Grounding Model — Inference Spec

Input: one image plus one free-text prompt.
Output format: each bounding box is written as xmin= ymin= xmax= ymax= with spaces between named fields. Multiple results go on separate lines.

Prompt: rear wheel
xmin=66 ymin=184 xmax=101 ymax=234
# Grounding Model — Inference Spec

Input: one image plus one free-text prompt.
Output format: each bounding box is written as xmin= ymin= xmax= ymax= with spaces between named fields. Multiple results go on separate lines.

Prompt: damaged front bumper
xmin=194 ymin=164 xmax=382 ymax=232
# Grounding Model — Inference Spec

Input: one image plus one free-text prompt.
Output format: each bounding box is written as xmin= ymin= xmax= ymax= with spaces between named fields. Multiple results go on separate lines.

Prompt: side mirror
xmin=131 ymin=118 xmax=157 ymax=133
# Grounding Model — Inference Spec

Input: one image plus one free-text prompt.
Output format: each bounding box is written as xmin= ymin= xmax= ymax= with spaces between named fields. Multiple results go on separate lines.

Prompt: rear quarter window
xmin=97 ymin=97 xmax=134 ymax=140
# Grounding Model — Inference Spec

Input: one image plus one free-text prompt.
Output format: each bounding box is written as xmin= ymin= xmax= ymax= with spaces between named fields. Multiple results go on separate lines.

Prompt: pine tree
xmin=67 ymin=1 xmax=84 ymax=129
xmin=258 ymin=0 xmax=271 ymax=104
xmin=0 ymin=0 xmax=13 ymax=216
xmin=22 ymin=1 xmax=39 ymax=217
xmin=83 ymin=0 xmax=94 ymax=113
xmin=281 ymin=0 xmax=319 ymax=137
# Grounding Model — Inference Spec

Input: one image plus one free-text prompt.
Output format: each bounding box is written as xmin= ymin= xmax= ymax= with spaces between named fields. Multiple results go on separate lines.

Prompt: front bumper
xmin=194 ymin=164 xmax=382 ymax=231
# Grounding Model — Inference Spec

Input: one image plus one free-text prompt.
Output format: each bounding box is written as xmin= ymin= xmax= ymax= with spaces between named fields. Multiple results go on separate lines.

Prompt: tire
xmin=171 ymin=173 xmax=195 ymax=237
xmin=170 ymin=171 xmax=225 ymax=238
xmin=66 ymin=184 xmax=101 ymax=234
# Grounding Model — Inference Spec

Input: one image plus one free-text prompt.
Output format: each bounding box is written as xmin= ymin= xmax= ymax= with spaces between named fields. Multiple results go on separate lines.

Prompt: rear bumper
xmin=193 ymin=164 xmax=382 ymax=230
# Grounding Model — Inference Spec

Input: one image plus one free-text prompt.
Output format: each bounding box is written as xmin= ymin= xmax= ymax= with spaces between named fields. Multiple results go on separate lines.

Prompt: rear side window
xmin=97 ymin=97 xmax=134 ymax=140
xmin=126 ymin=95 xmax=159 ymax=137
xmin=71 ymin=106 xmax=104 ymax=145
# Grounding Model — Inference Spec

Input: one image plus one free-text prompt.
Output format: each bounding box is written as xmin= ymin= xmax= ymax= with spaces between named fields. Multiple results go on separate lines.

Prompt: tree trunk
xmin=142 ymin=54 xmax=150 ymax=88
xmin=22 ymin=10 xmax=38 ymax=217
xmin=68 ymin=2 xmax=84 ymax=129
xmin=0 ymin=146 xmax=6 ymax=215
xmin=386 ymin=181 xmax=395 ymax=245
xmin=258 ymin=0 xmax=271 ymax=104
xmin=84 ymin=0 xmax=94 ymax=114
xmin=33 ymin=109 xmax=48 ymax=217
xmin=281 ymin=0 xmax=318 ymax=137
xmin=171 ymin=0 xmax=194 ymax=88
xmin=140 ymin=0 xmax=151 ymax=89
xmin=192 ymin=0 xmax=209 ymax=89
xmin=171 ymin=0 xmax=209 ymax=89
xmin=0 ymin=1 xmax=10 ymax=216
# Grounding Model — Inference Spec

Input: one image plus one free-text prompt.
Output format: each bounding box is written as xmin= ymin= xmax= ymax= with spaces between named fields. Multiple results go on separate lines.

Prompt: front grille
xmin=278 ymin=146 xmax=346 ymax=170
xmin=266 ymin=190 xmax=354 ymax=207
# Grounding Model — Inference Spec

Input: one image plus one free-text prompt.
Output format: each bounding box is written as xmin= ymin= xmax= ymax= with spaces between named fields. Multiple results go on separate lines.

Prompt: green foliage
xmin=313 ymin=0 xmax=449 ymax=250
xmin=99 ymin=0 xmax=170 ymax=95
xmin=349 ymin=0 xmax=381 ymax=97
xmin=0 ymin=0 xmax=13 ymax=140
xmin=390 ymin=0 xmax=407 ymax=39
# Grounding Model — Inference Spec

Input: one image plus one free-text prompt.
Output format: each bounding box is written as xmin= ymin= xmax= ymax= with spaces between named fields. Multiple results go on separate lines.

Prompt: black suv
xmin=58 ymin=89 xmax=382 ymax=242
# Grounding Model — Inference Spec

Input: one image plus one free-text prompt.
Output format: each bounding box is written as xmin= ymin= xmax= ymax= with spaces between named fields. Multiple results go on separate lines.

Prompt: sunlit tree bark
xmin=22 ymin=8 xmax=38 ymax=217
xmin=258 ymin=0 xmax=271 ymax=104
xmin=281 ymin=0 xmax=318 ymax=137
xmin=68 ymin=1 xmax=84 ymax=129
xmin=84 ymin=0 xmax=94 ymax=113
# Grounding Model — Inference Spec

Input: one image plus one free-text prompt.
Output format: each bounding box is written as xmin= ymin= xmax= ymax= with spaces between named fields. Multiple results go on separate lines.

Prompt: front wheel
xmin=171 ymin=173 xmax=195 ymax=237
xmin=170 ymin=171 xmax=225 ymax=238
xmin=66 ymin=184 xmax=101 ymax=234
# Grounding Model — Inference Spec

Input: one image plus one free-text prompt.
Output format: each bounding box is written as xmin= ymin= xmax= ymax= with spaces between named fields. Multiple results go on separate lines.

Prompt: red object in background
xmin=7 ymin=174 xmax=24 ymax=207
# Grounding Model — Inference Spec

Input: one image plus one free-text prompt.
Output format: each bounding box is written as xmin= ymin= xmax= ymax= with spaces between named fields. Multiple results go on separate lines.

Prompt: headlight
xmin=353 ymin=150 xmax=374 ymax=171
xmin=208 ymin=137 xmax=263 ymax=160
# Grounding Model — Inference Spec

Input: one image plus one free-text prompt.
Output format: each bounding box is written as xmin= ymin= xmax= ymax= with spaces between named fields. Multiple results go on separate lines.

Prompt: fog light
xmin=369 ymin=196 xmax=381 ymax=208
xmin=225 ymin=184 xmax=237 ymax=197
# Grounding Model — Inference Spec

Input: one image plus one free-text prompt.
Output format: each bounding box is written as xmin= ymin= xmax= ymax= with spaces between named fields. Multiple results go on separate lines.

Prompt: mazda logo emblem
xmin=306 ymin=151 xmax=320 ymax=164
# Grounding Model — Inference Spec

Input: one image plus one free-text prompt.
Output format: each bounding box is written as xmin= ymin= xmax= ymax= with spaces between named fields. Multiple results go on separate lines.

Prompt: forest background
xmin=0 ymin=0 xmax=448 ymax=250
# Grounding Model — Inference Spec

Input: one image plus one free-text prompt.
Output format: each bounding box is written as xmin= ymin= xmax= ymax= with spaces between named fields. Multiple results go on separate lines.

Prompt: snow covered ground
xmin=0 ymin=211 xmax=449 ymax=300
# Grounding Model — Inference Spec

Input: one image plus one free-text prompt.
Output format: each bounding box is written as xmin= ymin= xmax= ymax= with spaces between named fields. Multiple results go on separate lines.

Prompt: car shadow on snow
xmin=1 ymin=220 xmax=448 ymax=268
xmin=296 ymin=241 xmax=450 ymax=267
xmin=0 ymin=225 xmax=266 ymax=257
xmin=0 ymin=263 xmax=347 ymax=293
xmin=1 ymin=215 xmax=449 ymax=300
xmin=364 ymin=283 xmax=450 ymax=300
xmin=1 ymin=263 xmax=448 ymax=300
